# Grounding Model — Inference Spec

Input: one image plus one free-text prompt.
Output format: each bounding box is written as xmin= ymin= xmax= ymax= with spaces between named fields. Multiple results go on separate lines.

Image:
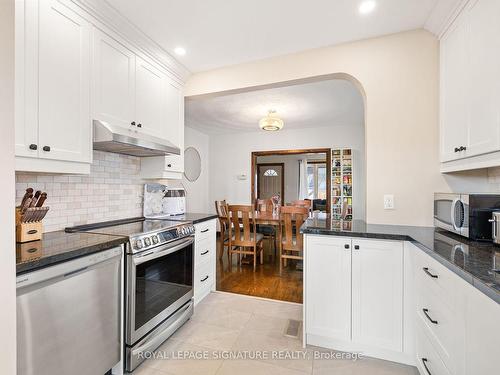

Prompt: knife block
xmin=16 ymin=208 xmax=43 ymax=243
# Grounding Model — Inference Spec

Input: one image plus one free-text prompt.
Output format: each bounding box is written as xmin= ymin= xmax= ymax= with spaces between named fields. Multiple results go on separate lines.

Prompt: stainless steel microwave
xmin=434 ymin=193 xmax=500 ymax=240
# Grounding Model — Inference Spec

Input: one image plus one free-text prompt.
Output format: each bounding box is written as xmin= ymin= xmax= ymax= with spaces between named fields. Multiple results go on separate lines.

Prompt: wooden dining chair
xmin=279 ymin=206 xmax=309 ymax=271
xmin=227 ymin=205 xmax=264 ymax=271
xmin=255 ymin=199 xmax=277 ymax=252
xmin=215 ymin=200 xmax=230 ymax=259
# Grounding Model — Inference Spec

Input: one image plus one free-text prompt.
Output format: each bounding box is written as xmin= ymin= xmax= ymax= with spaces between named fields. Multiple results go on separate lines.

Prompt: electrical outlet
xmin=384 ymin=194 xmax=395 ymax=210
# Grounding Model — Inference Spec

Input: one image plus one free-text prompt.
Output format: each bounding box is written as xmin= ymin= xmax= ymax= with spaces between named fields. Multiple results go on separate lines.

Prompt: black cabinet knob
xmin=42 ymin=146 xmax=51 ymax=152
xmin=454 ymin=147 xmax=460 ymax=153
xmin=354 ymin=245 xmax=360 ymax=250
xmin=344 ymin=244 xmax=350 ymax=249
xmin=131 ymin=121 xmax=136 ymax=126
xmin=460 ymin=146 xmax=467 ymax=151
xmin=167 ymin=164 xmax=172 ymax=168
xmin=137 ymin=123 xmax=142 ymax=128
xmin=29 ymin=144 xmax=38 ymax=150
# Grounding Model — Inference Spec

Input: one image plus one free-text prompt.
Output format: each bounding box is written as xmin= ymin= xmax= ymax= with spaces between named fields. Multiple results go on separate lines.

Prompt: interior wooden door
xmin=257 ymin=164 xmax=284 ymax=200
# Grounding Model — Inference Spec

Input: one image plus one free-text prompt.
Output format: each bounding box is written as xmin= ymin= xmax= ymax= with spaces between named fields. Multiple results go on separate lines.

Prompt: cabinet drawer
xmin=195 ymin=220 xmax=216 ymax=243
xmin=195 ymin=236 xmax=215 ymax=267
xmin=194 ymin=260 xmax=214 ymax=301
xmin=414 ymin=251 xmax=457 ymax=309
xmin=416 ymin=286 xmax=462 ymax=374
xmin=416 ymin=320 xmax=451 ymax=375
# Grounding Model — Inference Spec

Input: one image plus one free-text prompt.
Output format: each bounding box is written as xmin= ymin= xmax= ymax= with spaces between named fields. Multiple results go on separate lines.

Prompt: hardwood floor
xmin=215 ymin=236 xmax=303 ymax=303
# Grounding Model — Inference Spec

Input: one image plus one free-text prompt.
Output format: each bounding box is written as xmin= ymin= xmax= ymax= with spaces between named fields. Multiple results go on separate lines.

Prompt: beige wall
xmin=0 ymin=0 xmax=17 ymax=372
xmin=186 ymin=29 xmax=453 ymax=226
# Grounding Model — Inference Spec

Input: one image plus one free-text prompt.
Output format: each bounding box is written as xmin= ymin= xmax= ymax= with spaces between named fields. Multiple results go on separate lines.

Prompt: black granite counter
xmin=166 ymin=213 xmax=218 ymax=224
xmin=301 ymin=215 xmax=500 ymax=304
xmin=16 ymin=231 xmax=127 ymax=275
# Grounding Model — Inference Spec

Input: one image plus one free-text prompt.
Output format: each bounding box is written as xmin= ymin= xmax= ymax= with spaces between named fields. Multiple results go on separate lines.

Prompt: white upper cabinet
xmin=135 ymin=57 xmax=168 ymax=138
xmin=38 ymin=0 xmax=91 ymax=164
xmin=440 ymin=0 xmax=500 ymax=170
xmin=15 ymin=0 xmax=92 ymax=172
xmin=440 ymin=15 xmax=468 ymax=162
xmin=16 ymin=0 xmax=187 ymax=174
xmin=351 ymin=239 xmax=403 ymax=352
xmin=466 ymin=0 xmax=500 ymax=157
xmin=92 ymin=29 xmax=136 ymax=129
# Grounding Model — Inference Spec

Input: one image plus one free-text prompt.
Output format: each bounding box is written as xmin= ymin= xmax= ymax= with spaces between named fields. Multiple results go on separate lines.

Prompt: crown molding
xmin=70 ymin=0 xmax=191 ymax=82
xmin=424 ymin=0 xmax=470 ymax=39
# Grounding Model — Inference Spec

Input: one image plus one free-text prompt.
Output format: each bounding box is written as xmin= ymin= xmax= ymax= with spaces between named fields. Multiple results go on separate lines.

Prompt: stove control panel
xmin=130 ymin=223 xmax=195 ymax=253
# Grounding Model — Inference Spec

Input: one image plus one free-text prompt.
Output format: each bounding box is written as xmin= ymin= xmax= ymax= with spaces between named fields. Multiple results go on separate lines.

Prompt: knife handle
xmin=35 ymin=193 xmax=47 ymax=207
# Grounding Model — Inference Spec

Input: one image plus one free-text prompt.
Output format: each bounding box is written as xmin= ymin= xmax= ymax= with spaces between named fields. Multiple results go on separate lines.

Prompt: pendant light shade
xmin=259 ymin=110 xmax=284 ymax=131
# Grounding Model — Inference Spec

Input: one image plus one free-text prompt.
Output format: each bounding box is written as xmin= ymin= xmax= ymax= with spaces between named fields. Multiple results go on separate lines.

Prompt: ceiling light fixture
xmin=259 ymin=110 xmax=284 ymax=131
xmin=174 ymin=47 xmax=186 ymax=56
xmin=359 ymin=0 xmax=376 ymax=15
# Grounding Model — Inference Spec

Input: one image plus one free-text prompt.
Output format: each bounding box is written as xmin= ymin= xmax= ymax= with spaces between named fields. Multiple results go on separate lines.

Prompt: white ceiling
xmin=185 ymin=79 xmax=364 ymax=135
xmin=104 ymin=0 xmax=454 ymax=72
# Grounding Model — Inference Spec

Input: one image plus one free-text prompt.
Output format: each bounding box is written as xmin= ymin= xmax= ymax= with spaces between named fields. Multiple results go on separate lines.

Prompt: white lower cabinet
xmin=193 ymin=219 xmax=216 ymax=304
xmin=305 ymin=236 xmax=351 ymax=341
xmin=305 ymin=235 xmax=499 ymax=373
xmin=351 ymin=239 xmax=403 ymax=352
xmin=304 ymin=235 xmax=407 ymax=364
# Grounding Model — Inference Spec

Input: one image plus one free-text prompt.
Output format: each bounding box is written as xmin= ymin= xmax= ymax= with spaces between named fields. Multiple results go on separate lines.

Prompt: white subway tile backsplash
xmin=16 ymin=151 xmax=148 ymax=232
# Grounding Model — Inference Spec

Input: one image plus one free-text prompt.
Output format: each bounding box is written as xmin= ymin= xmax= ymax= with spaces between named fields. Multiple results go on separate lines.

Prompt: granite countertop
xmin=301 ymin=214 xmax=500 ymax=304
xmin=16 ymin=231 xmax=127 ymax=275
xmin=166 ymin=213 xmax=218 ymax=224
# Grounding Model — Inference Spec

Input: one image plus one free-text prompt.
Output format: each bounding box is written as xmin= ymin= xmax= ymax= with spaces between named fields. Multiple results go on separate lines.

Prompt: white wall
xmin=209 ymin=124 xmax=366 ymax=220
xmin=0 ymin=0 xmax=16 ymax=372
xmin=181 ymin=126 xmax=210 ymax=213
xmin=186 ymin=29 xmax=447 ymax=226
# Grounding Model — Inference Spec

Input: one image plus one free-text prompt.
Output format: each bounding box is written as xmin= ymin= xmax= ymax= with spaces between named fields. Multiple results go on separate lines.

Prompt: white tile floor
xmin=132 ymin=292 xmax=418 ymax=375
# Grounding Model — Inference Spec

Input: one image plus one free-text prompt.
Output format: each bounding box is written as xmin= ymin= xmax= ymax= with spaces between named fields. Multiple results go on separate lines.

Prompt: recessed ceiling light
xmin=174 ymin=47 xmax=186 ymax=56
xmin=359 ymin=0 xmax=376 ymax=14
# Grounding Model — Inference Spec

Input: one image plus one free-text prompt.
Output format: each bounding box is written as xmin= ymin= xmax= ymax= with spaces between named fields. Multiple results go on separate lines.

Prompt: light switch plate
xmin=384 ymin=194 xmax=395 ymax=210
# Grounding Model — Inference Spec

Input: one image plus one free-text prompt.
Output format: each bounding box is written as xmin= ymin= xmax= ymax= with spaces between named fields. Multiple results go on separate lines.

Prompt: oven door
xmin=434 ymin=193 xmax=465 ymax=235
xmin=126 ymin=236 xmax=194 ymax=345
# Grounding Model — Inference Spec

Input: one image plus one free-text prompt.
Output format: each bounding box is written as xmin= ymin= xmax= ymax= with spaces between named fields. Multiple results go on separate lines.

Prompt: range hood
xmin=93 ymin=120 xmax=180 ymax=157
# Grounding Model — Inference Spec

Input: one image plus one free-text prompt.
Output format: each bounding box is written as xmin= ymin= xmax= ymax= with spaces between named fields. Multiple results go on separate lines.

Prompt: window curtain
xmin=298 ymin=159 xmax=308 ymax=200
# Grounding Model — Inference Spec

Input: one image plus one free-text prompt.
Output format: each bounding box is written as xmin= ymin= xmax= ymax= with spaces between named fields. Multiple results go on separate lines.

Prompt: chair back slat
xmin=255 ymin=199 xmax=273 ymax=212
xmin=280 ymin=206 xmax=309 ymax=251
xmin=291 ymin=199 xmax=312 ymax=210
xmin=228 ymin=205 xmax=257 ymax=247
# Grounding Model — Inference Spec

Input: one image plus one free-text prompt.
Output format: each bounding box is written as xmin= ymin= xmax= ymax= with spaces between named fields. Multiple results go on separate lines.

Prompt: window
xmin=263 ymin=169 xmax=278 ymax=177
xmin=307 ymin=163 xmax=326 ymax=199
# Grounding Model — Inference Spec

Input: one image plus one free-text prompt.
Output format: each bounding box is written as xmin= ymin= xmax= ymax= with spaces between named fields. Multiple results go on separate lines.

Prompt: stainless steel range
xmin=66 ymin=217 xmax=195 ymax=373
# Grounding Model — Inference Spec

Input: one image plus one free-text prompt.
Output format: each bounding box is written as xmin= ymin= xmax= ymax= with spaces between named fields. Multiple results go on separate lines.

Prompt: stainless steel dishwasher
xmin=17 ymin=247 xmax=122 ymax=375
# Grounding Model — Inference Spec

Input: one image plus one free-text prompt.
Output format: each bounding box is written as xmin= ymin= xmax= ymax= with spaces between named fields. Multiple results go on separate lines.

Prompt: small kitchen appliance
xmin=434 ymin=193 xmax=500 ymax=240
xmin=143 ymin=183 xmax=186 ymax=218
xmin=66 ymin=217 xmax=195 ymax=372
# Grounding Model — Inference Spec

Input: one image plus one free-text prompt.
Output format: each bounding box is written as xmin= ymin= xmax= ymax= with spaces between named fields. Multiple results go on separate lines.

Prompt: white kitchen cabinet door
xmin=93 ymin=29 xmax=135 ymax=129
xmin=135 ymin=57 xmax=168 ymax=138
xmin=15 ymin=0 xmax=39 ymax=158
xmin=37 ymin=0 xmax=91 ymax=163
xmin=464 ymin=281 xmax=500 ymax=375
xmin=351 ymin=239 xmax=403 ymax=352
xmin=305 ymin=235 xmax=351 ymax=341
xmin=465 ymin=0 xmax=500 ymax=157
xmin=440 ymin=14 xmax=468 ymax=162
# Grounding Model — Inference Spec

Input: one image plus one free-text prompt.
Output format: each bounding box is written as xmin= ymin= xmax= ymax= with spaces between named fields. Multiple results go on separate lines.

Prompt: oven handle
xmin=133 ymin=236 xmax=194 ymax=265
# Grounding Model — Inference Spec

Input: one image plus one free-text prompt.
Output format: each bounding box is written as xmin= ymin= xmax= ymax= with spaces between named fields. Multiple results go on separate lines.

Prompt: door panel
xmin=440 ymin=16 xmax=468 ymax=162
xmin=466 ymin=0 xmax=500 ymax=157
xmin=93 ymin=29 xmax=135 ymax=129
xmin=351 ymin=239 xmax=403 ymax=352
xmin=38 ymin=0 xmax=91 ymax=163
xmin=305 ymin=236 xmax=351 ymax=341
xmin=135 ymin=57 xmax=167 ymax=138
xmin=258 ymin=164 xmax=283 ymax=200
